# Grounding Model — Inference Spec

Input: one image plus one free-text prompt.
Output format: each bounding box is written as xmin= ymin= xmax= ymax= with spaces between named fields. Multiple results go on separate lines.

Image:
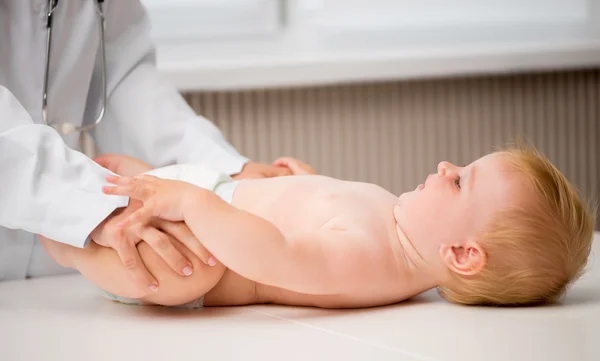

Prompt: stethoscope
xmin=42 ymin=0 xmax=107 ymax=149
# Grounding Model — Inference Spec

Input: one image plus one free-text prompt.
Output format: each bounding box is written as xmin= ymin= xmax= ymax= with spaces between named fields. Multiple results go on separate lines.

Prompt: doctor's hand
xmin=231 ymin=161 xmax=293 ymax=180
xmin=94 ymin=154 xmax=152 ymax=177
xmin=272 ymin=157 xmax=317 ymax=175
xmin=91 ymin=199 xmax=214 ymax=295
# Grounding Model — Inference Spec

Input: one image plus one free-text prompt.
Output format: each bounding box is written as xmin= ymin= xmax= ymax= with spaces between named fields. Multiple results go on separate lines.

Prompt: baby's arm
xmin=40 ymin=235 xmax=226 ymax=306
xmin=185 ymin=199 xmax=372 ymax=294
xmin=185 ymin=196 xmax=378 ymax=295
xmin=103 ymin=176 xmax=378 ymax=295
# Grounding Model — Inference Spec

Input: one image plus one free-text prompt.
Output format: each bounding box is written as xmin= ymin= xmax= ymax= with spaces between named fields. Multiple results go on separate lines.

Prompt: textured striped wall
xmin=183 ymin=69 xmax=600 ymax=228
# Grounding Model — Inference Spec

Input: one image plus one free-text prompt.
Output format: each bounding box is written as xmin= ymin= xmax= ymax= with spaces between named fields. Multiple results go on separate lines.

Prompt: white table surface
xmin=1 ymin=232 xmax=599 ymax=361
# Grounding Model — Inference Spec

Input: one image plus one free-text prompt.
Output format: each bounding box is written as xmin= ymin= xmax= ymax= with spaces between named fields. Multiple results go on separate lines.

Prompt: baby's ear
xmin=439 ymin=239 xmax=486 ymax=276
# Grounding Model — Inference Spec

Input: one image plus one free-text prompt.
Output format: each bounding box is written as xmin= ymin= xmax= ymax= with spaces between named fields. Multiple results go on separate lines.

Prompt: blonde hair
xmin=438 ymin=142 xmax=597 ymax=306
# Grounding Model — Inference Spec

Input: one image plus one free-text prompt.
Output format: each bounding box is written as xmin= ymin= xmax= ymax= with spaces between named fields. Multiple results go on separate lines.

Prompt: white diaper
xmin=143 ymin=163 xmax=233 ymax=192
xmin=100 ymin=164 xmax=242 ymax=309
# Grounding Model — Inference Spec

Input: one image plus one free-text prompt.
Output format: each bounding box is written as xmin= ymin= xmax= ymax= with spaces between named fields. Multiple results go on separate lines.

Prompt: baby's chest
xmin=314 ymin=195 xmax=387 ymax=233
xmin=273 ymin=184 xmax=389 ymax=234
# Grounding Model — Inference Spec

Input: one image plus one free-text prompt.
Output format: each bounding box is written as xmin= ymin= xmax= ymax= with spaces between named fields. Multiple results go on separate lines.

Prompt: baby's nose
xmin=437 ymin=161 xmax=450 ymax=176
xmin=438 ymin=161 xmax=459 ymax=175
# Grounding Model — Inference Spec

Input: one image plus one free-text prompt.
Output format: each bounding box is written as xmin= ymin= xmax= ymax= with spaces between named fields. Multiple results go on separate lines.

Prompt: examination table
xmin=1 ymin=232 xmax=599 ymax=361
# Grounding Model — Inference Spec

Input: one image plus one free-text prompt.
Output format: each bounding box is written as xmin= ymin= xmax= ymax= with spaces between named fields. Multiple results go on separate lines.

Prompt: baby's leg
xmin=40 ymin=236 xmax=227 ymax=306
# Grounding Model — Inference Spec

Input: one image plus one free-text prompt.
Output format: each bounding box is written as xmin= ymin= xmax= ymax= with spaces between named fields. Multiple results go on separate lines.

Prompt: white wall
xmin=141 ymin=0 xmax=600 ymax=91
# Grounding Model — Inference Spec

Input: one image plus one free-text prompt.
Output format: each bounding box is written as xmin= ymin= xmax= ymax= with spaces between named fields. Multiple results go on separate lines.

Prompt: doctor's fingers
xmin=154 ymin=219 xmax=217 ymax=267
xmin=112 ymin=236 xmax=159 ymax=294
xmin=116 ymin=203 xmax=156 ymax=229
xmin=273 ymin=157 xmax=316 ymax=175
xmin=94 ymin=154 xmax=152 ymax=176
xmin=271 ymin=167 xmax=293 ymax=177
xmin=137 ymin=226 xmax=194 ymax=277
xmin=104 ymin=175 xmax=156 ymax=201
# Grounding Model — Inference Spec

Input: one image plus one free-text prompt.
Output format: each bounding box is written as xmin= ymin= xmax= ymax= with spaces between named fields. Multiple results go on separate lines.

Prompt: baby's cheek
xmin=446 ymin=208 xmax=479 ymax=240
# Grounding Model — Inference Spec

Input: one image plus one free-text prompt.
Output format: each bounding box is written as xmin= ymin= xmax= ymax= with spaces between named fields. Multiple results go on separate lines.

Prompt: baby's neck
xmin=390 ymin=222 xmax=440 ymax=293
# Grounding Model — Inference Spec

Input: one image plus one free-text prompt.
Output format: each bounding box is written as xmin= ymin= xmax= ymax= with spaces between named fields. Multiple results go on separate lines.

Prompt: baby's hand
xmin=102 ymin=175 xmax=197 ymax=228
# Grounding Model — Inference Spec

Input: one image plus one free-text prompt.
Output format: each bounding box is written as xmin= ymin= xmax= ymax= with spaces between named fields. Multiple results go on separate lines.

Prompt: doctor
xmin=0 ymin=0 xmax=293 ymax=296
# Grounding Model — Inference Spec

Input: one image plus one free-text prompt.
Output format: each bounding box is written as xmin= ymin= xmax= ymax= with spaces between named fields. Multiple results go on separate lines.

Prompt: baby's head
xmin=394 ymin=143 xmax=596 ymax=306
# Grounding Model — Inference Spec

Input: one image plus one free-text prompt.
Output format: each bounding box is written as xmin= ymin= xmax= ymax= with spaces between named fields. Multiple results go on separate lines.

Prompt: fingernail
xmin=149 ymin=284 xmax=158 ymax=292
xmin=182 ymin=266 xmax=193 ymax=276
xmin=208 ymin=257 xmax=217 ymax=267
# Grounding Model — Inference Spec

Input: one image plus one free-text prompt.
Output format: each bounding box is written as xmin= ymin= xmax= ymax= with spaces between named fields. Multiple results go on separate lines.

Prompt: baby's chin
xmin=397 ymin=188 xmax=419 ymax=202
xmin=395 ymin=193 xmax=412 ymax=215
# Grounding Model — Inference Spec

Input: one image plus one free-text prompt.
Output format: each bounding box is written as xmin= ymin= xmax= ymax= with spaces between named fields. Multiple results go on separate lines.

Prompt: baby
xmin=43 ymin=143 xmax=596 ymax=308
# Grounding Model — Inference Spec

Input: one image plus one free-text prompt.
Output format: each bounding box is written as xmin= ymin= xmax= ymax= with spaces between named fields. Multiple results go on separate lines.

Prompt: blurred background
xmin=142 ymin=0 xmax=600 ymax=228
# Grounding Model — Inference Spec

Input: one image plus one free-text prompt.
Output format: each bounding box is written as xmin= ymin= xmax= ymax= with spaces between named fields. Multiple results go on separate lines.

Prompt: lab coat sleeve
xmin=90 ymin=0 xmax=249 ymax=176
xmin=0 ymin=86 xmax=129 ymax=248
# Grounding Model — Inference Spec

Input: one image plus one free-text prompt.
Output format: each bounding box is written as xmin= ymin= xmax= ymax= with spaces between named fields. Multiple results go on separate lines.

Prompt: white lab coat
xmin=0 ymin=0 xmax=248 ymax=281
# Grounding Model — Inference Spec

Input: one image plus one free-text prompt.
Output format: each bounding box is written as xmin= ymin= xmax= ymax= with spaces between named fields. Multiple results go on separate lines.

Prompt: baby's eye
xmin=454 ymin=176 xmax=461 ymax=189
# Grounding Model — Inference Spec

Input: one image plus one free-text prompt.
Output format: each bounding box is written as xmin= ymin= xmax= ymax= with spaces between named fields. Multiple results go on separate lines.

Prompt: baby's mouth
xmin=416 ymin=183 xmax=425 ymax=191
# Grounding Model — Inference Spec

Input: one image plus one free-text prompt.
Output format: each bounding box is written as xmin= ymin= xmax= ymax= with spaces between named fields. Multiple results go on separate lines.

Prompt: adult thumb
xmin=93 ymin=154 xmax=119 ymax=173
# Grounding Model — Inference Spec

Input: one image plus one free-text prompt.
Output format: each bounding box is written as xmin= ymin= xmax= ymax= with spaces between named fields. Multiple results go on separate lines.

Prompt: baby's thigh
xmin=39 ymin=235 xmax=80 ymax=268
xmin=136 ymin=239 xmax=227 ymax=307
